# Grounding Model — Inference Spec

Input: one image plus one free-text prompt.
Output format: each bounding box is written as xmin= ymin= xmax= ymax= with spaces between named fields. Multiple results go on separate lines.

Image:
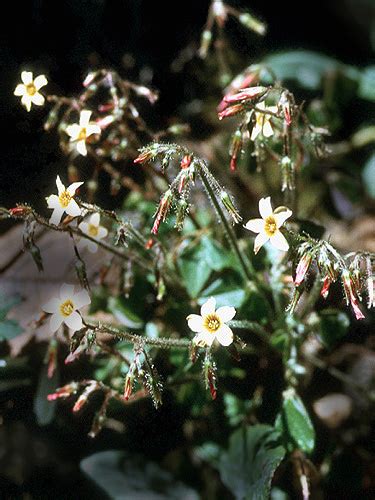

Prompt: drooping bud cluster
xmin=289 ymin=239 xmax=374 ymax=320
xmin=135 ymin=143 xmax=242 ymax=233
xmin=199 ymin=1 xmax=266 ymax=59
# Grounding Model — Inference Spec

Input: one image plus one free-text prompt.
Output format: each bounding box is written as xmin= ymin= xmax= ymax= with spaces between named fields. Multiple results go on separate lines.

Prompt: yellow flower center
xmin=204 ymin=313 xmax=221 ymax=333
xmin=58 ymin=190 xmax=72 ymax=208
xmin=88 ymin=224 xmax=98 ymax=237
xmin=264 ymin=215 xmax=278 ymax=236
xmin=26 ymin=83 xmax=37 ymax=96
xmin=78 ymin=127 xmax=87 ymax=141
xmin=60 ymin=299 xmax=74 ymax=317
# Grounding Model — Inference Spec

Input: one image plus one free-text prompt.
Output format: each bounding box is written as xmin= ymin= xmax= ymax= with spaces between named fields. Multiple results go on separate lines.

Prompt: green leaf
xmin=262 ymin=51 xmax=360 ymax=90
xmin=319 ymin=310 xmax=350 ymax=349
xmin=362 ymin=152 xmax=375 ymax=198
xmin=33 ymin=361 xmax=59 ymax=426
xmin=0 ymin=320 xmax=23 ymax=340
xmin=358 ymin=66 xmax=375 ymax=101
xmin=276 ymin=389 xmax=315 ymax=454
xmin=0 ymin=293 xmax=23 ymax=340
xmin=178 ymin=236 xmax=232 ymax=298
xmin=81 ymin=450 xmax=199 ymax=499
xmin=218 ymin=425 xmax=285 ymax=500
xmin=108 ymin=297 xmax=144 ymax=329
xmin=199 ymin=276 xmax=246 ymax=308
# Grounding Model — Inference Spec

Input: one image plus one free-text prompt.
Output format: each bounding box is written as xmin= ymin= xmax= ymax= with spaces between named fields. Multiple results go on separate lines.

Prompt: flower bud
xmin=320 ymin=276 xmax=331 ymax=299
xmin=203 ymin=352 xmax=217 ymax=400
xmin=220 ymin=191 xmax=242 ymax=223
xmin=342 ymin=270 xmax=365 ymax=320
xmin=199 ymin=30 xmax=212 ymax=59
xmin=279 ymin=91 xmax=292 ymax=127
xmin=47 ymin=382 xmax=79 ymax=401
xmin=218 ymin=103 xmax=244 ymax=120
xmin=72 ymin=382 xmax=98 ymax=412
xmin=151 ymin=189 xmax=173 ymax=235
xmin=239 ymin=13 xmax=266 ymax=35
xmin=229 ymin=129 xmax=243 ymax=172
xmin=294 ymin=254 xmax=312 ymax=287
xmin=223 ymin=86 xmax=267 ymax=104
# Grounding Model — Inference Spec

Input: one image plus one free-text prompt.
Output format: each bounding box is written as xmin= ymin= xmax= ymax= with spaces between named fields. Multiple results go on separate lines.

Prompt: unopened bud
xmin=220 ymin=191 xmax=242 ymax=223
xmin=47 ymin=382 xmax=79 ymax=401
xmin=199 ymin=30 xmax=212 ymax=59
xmin=218 ymin=103 xmax=244 ymax=120
xmin=342 ymin=270 xmax=365 ymax=320
xmin=294 ymin=254 xmax=312 ymax=287
xmin=239 ymin=13 xmax=266 ymax=35
xmin=223 ymin=86 xmax=267 ymax=104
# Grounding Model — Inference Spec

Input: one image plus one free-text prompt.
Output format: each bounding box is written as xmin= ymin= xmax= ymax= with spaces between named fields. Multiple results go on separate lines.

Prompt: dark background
xmin=1 ymin=0 xmax=374 ymax=206
xmin=1 ymin=1 xmax=374 ymax=498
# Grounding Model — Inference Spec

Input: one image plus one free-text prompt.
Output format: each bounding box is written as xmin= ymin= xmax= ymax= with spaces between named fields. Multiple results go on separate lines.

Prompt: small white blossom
xmin=42 ymin=283 xmax=91 ymax=333
xmin=251 ymin=101 xmax=278 ymax=141
xmin=66 ymin=110 xmax=101 ymax=156
xmin=78 ymin=213 xmax=108 ymax=253
xmin=46 ymin=175 xmax=83 ymax=225
xmin=187 ymin=297 xmax=236 ymax=347
xmin=245 ymin=197 xmax=292 ymax=254
xmin=14 ymin=71 xmax=48 ymax=112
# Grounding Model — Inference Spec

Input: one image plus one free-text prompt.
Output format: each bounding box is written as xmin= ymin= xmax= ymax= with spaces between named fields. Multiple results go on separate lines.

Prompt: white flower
xmin=66 ymin=110 xmax=101 ymax=156
xmin=245 ymin=196 xmax=292 ymax=254
xmin=46 ymin=175 xmax=83 ymax=225
xmin=42 ymin=283 xmax=91 ymax=333
xmin=78 ymin=213 xmax=108 ymax=253
xmin=187 ymin=297 xmax=236 ymax=347
xmin=14 ymin=71 xmax=48 ymax=112
xmin=251 ymin=101 xmax=278 ymax=141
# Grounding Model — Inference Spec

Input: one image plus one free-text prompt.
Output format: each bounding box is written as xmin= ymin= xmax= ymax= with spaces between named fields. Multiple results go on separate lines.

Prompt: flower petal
xmin=49 ymin=208 xmax=64 ymax=225
xmin=79 ymin=110 xmax=92 ymax=127
xmin=47 ymin=194 xmax=60 ymax=209
xmin=88 ymin=241 xmax=98 ymax=253
xmin=78 ymin=221 xmax=89 ymax=234
xmin=251 ymin=123 xmax=261 ymax=141
xmin=64 ymin=311 xmax=83 ymax=331
xmin=56 ymin=175 xmax=65 ymax=194
xmin=216 ymin=306 xmax=236 ymax=323
xmin=187 ymin=314 xmax=204 ymax=333
xmin=274 ymin=209 xmax=292 ymax=228
xmin=67 ymin=181 xmax=84 ymax=196
xmin=262 ymin=119 xmax=274 ymax=138
xmin=201 ymin=297 xmax=216 ymax=317
xmin=50 ymin=313 xmax=64 ymax=333
xmin=86 ymin=124 xmax=101 ymax=137
xmin=14 ymin=84 xmax=26 ymax=96
xmin=258 ymin=196 xmax=273 ymax=218
xmin=215 ymin=324 xmax=234 ymax=346
xmin=76 ymin=139 xmax=87 ymax=156
xmin=66 ymin=124 xmax=81 ymax=139
xmin=66 ymin=199 xmax=81 ymax=217
xmin=194 ymin=331 xmax=215 ymax=347
xmin=42 ymin=297 xmax=60 ymax=314
xmin=21 ymin=94 xmax=32 ymax=111
xmin=21 ymin=71 xmax=33 ymax=85
xmin=33 ymin=74 xmax=48 ymax=90
xmin=60 ymin=283 xmax=75 ymax=300
xmin=244 ymin=218 xmax=264 ymax=234
xmin=89 ymin=212 xmax=100 ymax=226
xmin=97 ymin=226 xmax=108 ymax=239
xmin=72 ymin=289 xmax=91 ymax=309
xmin=31 ymin=92 xmax=45 ymax=106
xmin=254 ymin=231 xmax=269 ymax=254
xmin=270 ymin=231 xmax=289 ymax=252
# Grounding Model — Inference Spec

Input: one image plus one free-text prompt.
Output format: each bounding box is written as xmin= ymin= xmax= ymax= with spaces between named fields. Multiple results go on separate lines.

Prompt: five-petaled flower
xmin=245 ymin=196 xmax=292 ymax=254
xmin=42 ymin=283 xmax=91 ymax=333
xmin=46 ymin=175 xmax=83 ymax=225
xmin=78 ymin=213 xmax=108 ymax=253
xmin=251 ymin=101 xmax=278 ymax=141
xmin=66 ymin=110 xmax=101 ymax=156
xmin=14 ymin=71 xmax=48 ymax=112
xmin=187 ymin=297 xmax=236 ymax=347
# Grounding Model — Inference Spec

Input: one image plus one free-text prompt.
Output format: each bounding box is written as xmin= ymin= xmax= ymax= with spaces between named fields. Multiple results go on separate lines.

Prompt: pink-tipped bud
xmin=279 ymin=91 xmax=292 ymax=127
xmin=134 ymin=149 xmax=154 ymax=164
xmin=151 ymin=190 xmax=173 ymax=235
xmin=47 ymin=383 xmax=78 ymax=401
xmin=342 ymin=271 xmax=365 ymax=320
xmin=294 ymin=254 xmax=312 ymax=287
xmin=218 ymin=103 xmax=244 ymax=120
xmin=9 ymin=206 xmax=28 ymax=216
xmin=320 ymin=276 xmax=331 ymax=299
xmin=72 ymin=383 xmax=97 ymax=413
xmin=223 ymin=86 xmax=267 ymax=104
xmin=96 ymin=115 xmax=115 ymax=128
xmin=180 ymin=155 xmax=191 ymax=169
xmin=212 ymin=0 xmax=227 ymax=27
